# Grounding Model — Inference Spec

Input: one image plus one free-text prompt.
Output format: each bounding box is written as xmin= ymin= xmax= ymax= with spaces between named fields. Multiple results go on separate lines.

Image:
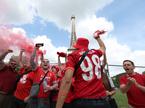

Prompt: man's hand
xmin=93 ymin=30 xmax=106 ymax=39
xmin=24 ymin=96 xmax=30 ymax=103
xmin=57 ymin=52 xmax=67 ymax=57
xmin=120 ymin=77 xmax=136 ymax=93
xmin=35 ymin=43 xmax=44 ymax=49
xmin=7 ymin=49 xmax=13 ymax=53
xmin=44 ymin=85 xmax=53 ymax=92
xmin=20 ymin=49 xmax=25 ymax=53
xmin=106 ymin=90 xmax=116 ymax=96
xmin=127 ymin=77 xmax=136 ymax=85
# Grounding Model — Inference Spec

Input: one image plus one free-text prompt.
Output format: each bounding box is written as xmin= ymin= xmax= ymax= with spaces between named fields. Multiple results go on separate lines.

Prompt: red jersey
xmin=66 ymin=49 xmax=106 ymax=99
xmin=50 ymin=76 xmax=61 ymax=101
xmin=51 ymin=70 xmax=74 ymax=103
xmin=33 ymin=67 xmax=57 ymax=98
xmin=0 ymin=65 xmax=18 ymax=94
xmin=119 ymin=73 xmax=145 ymax=108
xmin=14 ymin=68 xmax=34 ymax=100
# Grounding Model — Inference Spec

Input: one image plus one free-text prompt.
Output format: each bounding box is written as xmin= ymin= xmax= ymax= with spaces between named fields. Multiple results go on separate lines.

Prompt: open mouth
xmin=125 ymin=69 xmax=129 ymax=71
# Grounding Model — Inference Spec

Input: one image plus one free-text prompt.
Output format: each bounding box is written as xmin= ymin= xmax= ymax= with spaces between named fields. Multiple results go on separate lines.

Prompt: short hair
xmin=123 ymin=60 xmax=135 ymax=66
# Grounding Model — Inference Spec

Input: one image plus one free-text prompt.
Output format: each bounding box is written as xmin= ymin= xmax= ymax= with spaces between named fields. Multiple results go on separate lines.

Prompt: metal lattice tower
xmin=67 ymin=15 xmax=77 ymax=52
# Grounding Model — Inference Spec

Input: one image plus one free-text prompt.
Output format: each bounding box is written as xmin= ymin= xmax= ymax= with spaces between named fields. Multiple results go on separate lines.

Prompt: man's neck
xmin=43 ymin=69 xmax=49 ymax=73
xmin=126 ymin=71 xmax=136 ymax=76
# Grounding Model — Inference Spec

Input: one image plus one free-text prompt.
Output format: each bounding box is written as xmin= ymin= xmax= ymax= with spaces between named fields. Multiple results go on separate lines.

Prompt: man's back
xmin=66 ymin=49 xmax=106 ymax=99
xmin=0 ymin=65 xmax=18 ymax=94
xmin=56 ymin=31 xmax=109 ymax=108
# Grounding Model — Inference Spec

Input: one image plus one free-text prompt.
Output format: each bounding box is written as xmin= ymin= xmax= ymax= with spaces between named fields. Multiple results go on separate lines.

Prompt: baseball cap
xmin=73 ymin=38 xmax=89 ymax=49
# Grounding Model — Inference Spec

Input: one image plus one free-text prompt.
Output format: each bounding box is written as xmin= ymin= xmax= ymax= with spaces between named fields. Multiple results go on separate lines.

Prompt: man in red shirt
xmin=0 ymin=49 xmax=19 ymax=108
xmin=26 ymin=44 xmax=58 ymax=108
xmin=50 ymin=65 xmax=75 ymax=108
xmin=56 ymin=30 xmax=111 ymax=108
xmin=13 ymin=49 xmax=34 ymax=108
xmin=14 ymin=69 xmax=34 ymax=108
xmin=119 ymin=60 xmax=145 ymax=108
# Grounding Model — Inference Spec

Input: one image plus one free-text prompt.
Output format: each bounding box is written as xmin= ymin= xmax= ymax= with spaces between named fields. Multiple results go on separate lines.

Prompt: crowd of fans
xmin=0 ymin=30 xmax=145 ymax=108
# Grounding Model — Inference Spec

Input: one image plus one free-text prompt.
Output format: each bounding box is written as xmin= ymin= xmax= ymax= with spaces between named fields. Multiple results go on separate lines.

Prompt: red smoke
xmin=0 ymin=26 xmax=45 ymax=60
xmin=0 ymin=26 xmax=34 ymax=54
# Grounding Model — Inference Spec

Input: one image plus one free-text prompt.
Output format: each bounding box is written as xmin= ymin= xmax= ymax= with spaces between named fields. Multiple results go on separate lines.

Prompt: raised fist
xmin=35 ymin=43 xmax=43 ymax=50
xmin=57 ymin=52 xmax=67 ymax=57
xmin=93 ymin=30 xmax=106 ymax=39
xmin=7 ymin=49 xmax=13 ymax=53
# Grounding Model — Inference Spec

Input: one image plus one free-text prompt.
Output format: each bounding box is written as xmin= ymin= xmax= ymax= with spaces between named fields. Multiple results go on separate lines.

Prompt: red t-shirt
xmin=50 ymin=76 xmax=61 ymax=101
xmin=51 ymin=69 xmax=74 ymax=103
xmin=66 ymin=49 xmax=106 ymax=99
xmin=14 ymin=68 xmax=34 ymax=100
xmin=33 ymin=67 xmax=57 ymax=98
xmin=0 ymin=65 xmax=18 ymax=94
xmin=119 ymin=73 xmax=145 ymax=108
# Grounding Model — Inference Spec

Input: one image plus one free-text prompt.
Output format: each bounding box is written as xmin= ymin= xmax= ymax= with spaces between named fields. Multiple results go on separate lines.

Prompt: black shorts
xmin=50 ymin=101 xmax=72 ymax=108
xmin=73 ymin=98 xmax=111 ymax=108
xmin=12 ymin=96 xmax=26 ymax=108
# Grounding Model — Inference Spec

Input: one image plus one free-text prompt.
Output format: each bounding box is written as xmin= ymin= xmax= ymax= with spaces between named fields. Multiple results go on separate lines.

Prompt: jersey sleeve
xmin=65 ymin=53 xmax=76 ymax=71
xmin=93 ymin=49 xmax=103 ymax=57
xmin=27 ymin=72 xmax=35 ymax=81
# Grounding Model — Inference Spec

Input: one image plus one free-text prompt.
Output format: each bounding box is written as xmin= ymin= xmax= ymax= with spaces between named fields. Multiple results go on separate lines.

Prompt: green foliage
xmin=112 ymin=73 xmax=126 ymax=88
xmin=113 ymin=89 xmax=129 ymax=108
xmin=142 ymin=71 xmax=145 ymax=74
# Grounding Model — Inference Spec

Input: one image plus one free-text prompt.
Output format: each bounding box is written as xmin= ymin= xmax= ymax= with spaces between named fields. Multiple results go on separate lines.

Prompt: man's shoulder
xmin=119 ymin=73 xmax=127 ymax=79
xmin=135 ymin=72 xmax=145 ymax=78
xmin=68 ymin=50 xmax=83 ymax=58
xmin=0 ymin=64 xmax=9 ymax=71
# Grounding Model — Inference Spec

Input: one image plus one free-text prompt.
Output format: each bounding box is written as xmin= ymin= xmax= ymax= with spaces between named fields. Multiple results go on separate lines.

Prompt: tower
xmin=67 ymin=15 xmax=77 ymax=52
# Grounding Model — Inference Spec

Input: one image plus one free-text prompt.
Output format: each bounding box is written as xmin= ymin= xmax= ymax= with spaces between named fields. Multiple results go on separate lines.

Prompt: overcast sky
xmin=0 ymin=0 xmax=145 ymax=76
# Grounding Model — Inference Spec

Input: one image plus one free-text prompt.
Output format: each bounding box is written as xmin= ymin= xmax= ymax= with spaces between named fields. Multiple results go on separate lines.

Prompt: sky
xmin=0 ymin=0 xmax=145 ymax=76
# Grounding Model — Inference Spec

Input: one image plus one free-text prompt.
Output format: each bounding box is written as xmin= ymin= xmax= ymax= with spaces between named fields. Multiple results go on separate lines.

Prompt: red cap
xmin=73 ymin=38 xmax=89 ymax=49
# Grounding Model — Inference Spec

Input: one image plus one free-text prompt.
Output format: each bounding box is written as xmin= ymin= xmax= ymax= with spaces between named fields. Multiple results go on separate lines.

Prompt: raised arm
xmin=40 ymin=52 xmax=44 ymax=63
xmin=0 ymin=49 xmax=13 ymax=70
xmin=58 ymin=55 xmax=61 ymax=67
xmin=18 ymin=49 xmax=25 ymax=67
xmin=93 ymin=30 xmax=106 ymax=54
xmin=102 ymin=52 xmax=107 ymax=69
xmin=0 ymin=49 xmax=13 ymax=61
xmin=57 ymin=52 xmax=67 ymax=68
xmin=30 ymin=46 xmax=38 ymax=71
